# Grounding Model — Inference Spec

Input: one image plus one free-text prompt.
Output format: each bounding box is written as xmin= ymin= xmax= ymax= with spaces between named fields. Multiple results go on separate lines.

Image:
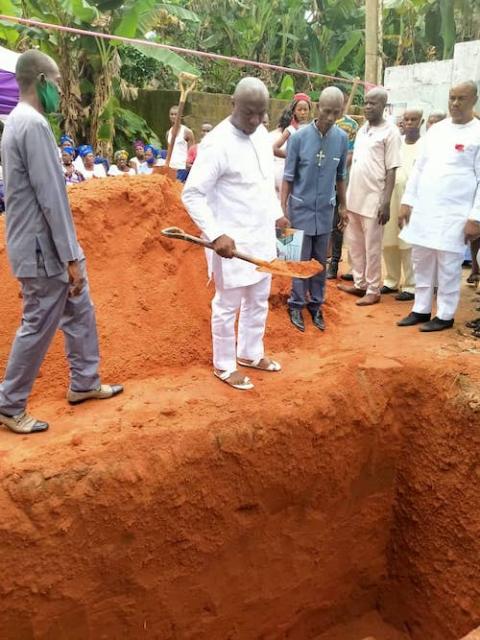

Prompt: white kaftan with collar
xmin=400 ymin=117 xmax=480 ymax=254
xmin=182 ymin=117 xmax=282 ymax=290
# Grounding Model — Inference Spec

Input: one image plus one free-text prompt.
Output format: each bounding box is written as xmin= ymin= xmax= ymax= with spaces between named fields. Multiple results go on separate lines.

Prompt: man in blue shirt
xmin=281 ymin=87 xmax=348 ymax=332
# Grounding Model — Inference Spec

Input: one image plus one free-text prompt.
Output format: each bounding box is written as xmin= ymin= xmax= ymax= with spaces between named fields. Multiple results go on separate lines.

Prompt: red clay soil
xmin=0 ymin=175 xmax=479 ymax=640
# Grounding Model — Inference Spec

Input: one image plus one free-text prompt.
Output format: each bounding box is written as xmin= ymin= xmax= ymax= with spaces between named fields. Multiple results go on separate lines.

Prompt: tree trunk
xmin=89 ymin=49 xmax=118 ymax=158
xmin=58 ymin=32 xmax=83 ymax=143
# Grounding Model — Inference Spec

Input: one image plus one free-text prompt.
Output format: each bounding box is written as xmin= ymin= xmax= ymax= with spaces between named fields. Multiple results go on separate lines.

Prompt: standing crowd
xmin=55 ymin=104 xmax=213 ymax=187
xmin=0 ymin=49 xmax=479 ymax=434
xmin=182 ymin=77 xmax=480 ymax=390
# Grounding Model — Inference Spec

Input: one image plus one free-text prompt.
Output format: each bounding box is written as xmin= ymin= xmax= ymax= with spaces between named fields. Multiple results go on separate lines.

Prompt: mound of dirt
xmin=0 ymin=175 xmax=340 ymax=400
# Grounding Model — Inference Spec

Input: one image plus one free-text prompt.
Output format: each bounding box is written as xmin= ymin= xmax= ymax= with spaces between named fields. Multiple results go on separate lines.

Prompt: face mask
xmin=36 ymin=78 xmax=60 ymax=114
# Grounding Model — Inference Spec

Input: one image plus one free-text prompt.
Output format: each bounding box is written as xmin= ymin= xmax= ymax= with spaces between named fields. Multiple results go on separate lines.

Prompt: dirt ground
xmin=0 ymin=176 xmax=479 ymax=640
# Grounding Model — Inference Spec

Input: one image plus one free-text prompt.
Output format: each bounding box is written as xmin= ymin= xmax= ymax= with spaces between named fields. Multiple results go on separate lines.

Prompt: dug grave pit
xmin=0 ymin=176 xmax=479 ymax=640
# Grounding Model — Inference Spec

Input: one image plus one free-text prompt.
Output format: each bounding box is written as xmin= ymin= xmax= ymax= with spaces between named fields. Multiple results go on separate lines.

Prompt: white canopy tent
xmin=0 ymin=43 xmax=20 ymax=73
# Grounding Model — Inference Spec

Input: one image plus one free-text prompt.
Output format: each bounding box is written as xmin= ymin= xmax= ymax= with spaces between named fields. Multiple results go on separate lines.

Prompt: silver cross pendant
xmin=317 ymin=150 xmax=326 ymax=167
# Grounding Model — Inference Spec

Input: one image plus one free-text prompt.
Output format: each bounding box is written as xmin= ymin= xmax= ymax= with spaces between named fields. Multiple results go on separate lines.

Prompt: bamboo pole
xmin=365 ymin=0 xmax=383 ymax=85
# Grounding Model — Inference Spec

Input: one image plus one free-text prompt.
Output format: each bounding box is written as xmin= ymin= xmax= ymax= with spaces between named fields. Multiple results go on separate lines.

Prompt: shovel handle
xmin=161 ymin=227 xmax=265 ymax=268
xmin=165 ymin=73 xmax=198 ymax=170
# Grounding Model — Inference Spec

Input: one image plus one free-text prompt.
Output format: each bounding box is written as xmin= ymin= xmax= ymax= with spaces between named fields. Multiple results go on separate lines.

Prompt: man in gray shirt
xmin=0 ymin=50 xmax=123 ymax=434
xmin=281 ymin=87 xmax=348 ymax=332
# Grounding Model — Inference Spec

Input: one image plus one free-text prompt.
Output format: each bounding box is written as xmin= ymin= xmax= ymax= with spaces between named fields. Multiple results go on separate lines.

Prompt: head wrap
xmin=115 ymin=150 xmax=129 ymax=162
xmin=62 ymin=146 xmax=75 ymax=157
xmin=144 ymin=144 xmax=159 ymax=164
xmin=60 ymin=134 xmax=74 ymax=145
xmin=77 ymin=144 xmax=94 ymax=158
xmin=133 ymin=139 xmax=144 ymax=149
xmin=293 ymin=92 xmax=311 ymax=104
xmin=290 ymin=93 xmax=312 ymax=129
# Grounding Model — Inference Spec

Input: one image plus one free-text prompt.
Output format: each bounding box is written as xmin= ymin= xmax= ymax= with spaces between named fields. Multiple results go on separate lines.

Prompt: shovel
xmin=161 ymin=227 xmax=323 ymax=279
xmin=155 ymin=72 xmax=199 ymax=180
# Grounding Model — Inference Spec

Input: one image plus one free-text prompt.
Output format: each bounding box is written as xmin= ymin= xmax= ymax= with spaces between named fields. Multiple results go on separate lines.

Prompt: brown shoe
xmin=356 ymin=293 xmax=380 ymax=306
xmin=337 ymin=283 xmax=366 ymax=297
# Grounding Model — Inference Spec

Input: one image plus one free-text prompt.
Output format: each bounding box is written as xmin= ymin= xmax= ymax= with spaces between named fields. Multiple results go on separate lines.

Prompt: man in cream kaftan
xmin=398 ymin=82 xmax=480 ymax=332
xmin=382 ymin=109 xmax=424 ymax=301
xmin=182 ymin=78 xmax=287 ymax=390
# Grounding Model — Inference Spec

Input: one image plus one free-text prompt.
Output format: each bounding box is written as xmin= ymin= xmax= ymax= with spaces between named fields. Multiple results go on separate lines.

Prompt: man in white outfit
xmin=182 ymin=78 xmax=288 ymax=390
xmin=398 ymin=81 xmax=480 ymax=332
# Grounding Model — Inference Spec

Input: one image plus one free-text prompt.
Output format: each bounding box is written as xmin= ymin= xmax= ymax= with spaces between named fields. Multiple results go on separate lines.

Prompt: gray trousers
xmin=0 ymin=256 xmax=100 ymax=415
xmin=288 ymin=232 xmax=330 ymax=311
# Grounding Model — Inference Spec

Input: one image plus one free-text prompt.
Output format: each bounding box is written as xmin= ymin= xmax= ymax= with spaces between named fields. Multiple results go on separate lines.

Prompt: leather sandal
xmin=237 ymin=357 xmax=281 ymax=372
xmin=214 ymin=370 xmax=254 ymax=390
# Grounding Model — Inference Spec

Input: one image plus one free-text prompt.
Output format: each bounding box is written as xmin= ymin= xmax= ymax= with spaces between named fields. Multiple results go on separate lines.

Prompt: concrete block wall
xmin=128 ymin=89 xmax=290 ymax=146
xmin=384 ymin=39 xmax=480 ymax=118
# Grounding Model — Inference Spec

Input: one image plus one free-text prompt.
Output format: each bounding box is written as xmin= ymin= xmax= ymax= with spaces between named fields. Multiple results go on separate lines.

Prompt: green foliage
xmin=119 ymin=45 xmax=160 ymax=88
xmin=276 ymin=74 xmax=295 ymax=100
xmin=113 ymin=106 xmax=161 ymax=150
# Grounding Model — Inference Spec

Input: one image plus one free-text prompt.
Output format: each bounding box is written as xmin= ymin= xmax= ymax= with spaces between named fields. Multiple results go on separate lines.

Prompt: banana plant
xmin=0 ymin=0 xmax=198 ymax=154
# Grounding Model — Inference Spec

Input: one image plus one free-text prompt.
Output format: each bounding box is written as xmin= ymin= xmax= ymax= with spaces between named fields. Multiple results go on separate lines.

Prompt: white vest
xmin=167 ymin=125 xmax=188 ymax=170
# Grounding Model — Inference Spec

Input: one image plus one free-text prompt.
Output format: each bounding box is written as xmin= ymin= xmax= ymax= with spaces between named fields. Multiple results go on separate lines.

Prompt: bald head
xmin=366 ymin=87 xmax=388 ymax=106
xmin=319 ymin=86 xmax=344 ymax=108
xmin=231 ymin=77 xmax=269 ymax=136
xmin=316 ymin=86 xmax=344 ymax=134
xmin=15 ymin=49 xmax=58 ymax=92
xmin=364 ymin=87 xmax=388 ymax=125
xmin=449 ymin=80 xmax=478 ymax=124
xmin=455 ymin=80 xmax=478 ymax=99
xmin=233 ymin=77 xmax=269 ymax=101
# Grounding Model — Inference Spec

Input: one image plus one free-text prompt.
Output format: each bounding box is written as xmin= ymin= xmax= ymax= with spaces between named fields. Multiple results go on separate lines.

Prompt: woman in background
xmin=273 ymin=92 xmax=312 ymax=159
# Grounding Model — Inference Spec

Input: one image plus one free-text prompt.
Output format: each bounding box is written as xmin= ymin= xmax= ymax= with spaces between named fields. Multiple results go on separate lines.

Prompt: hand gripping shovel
xmin=161 ymin=227 xmax=323 ymax=279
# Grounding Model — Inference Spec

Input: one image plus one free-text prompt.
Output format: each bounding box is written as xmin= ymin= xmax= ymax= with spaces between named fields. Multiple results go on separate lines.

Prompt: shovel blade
xmin=256 ymin=258 xmax=323 ymax=279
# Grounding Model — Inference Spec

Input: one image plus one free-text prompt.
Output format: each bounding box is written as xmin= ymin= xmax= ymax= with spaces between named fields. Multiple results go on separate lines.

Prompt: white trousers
xmin=411 ymin=245 xmax=464 ymax=321
xmin=345 ymin=212 xmax=383 ymax=295
xmin=211 ymin=276 xmax=271 ymax=373
xmin=383 ymin=246 xmax=415 ymax=293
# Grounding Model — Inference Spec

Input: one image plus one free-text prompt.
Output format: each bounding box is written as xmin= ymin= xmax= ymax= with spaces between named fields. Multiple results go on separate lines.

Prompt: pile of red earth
xmin=0 ymin=174 xmax=339 ymax=399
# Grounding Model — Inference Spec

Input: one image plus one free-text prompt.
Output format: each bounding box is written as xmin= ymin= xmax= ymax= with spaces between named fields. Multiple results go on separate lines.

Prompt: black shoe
xmin=289 ymin=308 xmax=305 ymax=332
xmin=420 ymin=317 xmax=454 ymax=332
xmin=380 ymin=285 xmax=398 ymax=294
xmin=309 ymin=308 xmax=325 ymax=331
xmin=326 ymin=262 xmax=338 ymax=280
xmin=397 ymin=311 xmax=431 ymax=327
xmin=395 ymin=291 xmax=415 ymax=301
xmin=340 ymin=272 xmax=354 ymax=281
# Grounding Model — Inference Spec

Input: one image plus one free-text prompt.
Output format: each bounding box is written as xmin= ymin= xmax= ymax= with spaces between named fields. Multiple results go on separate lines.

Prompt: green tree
xmin=0 ymin=0 xmax=198 ymax=154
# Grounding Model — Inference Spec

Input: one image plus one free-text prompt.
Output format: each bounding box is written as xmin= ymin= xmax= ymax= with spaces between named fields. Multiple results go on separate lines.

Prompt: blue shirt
xmin=284 ymin=121 xmax=348 ymax=236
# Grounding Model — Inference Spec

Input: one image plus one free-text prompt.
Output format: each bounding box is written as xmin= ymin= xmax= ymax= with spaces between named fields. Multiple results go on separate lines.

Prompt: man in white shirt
xmin=166 ymin=105 xmax=195 ymax=170
xmin=182 ymin=78 xmax=288 ymax=390
xmin=398 ymin=81 xmax=480 ymax=331
xmin=338 ymin=88 xmax=402 ymax=306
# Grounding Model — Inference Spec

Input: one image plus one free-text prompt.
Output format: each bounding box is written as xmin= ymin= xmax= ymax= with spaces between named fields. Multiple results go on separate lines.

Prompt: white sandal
xmin=213 ymin=369 xmax=254 ymax=390
xmin=237 ymin=357 xmax=282 ymax=372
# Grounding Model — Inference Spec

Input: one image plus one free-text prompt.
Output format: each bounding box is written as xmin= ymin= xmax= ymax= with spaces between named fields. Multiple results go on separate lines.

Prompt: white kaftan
xmin=400 ymin=117 xmax=480 ymax=253
xmin=182 ymin=117 xmax=282 ymax=290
